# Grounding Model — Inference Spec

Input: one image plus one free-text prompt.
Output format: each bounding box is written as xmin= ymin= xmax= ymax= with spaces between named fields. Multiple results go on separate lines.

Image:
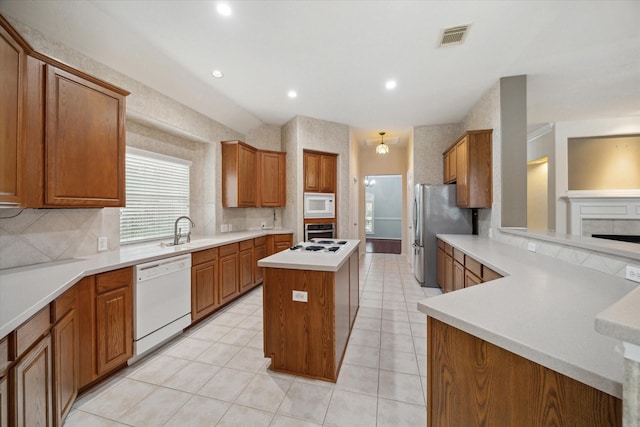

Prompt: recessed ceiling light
xmin=212 ymin=69 xmax=223 ymax=78
xmin=216 ymin=3 xmax=232 ymax=16
xmin=385 ymin=80 xmax=397 ymax=90
xmin=287 ymin=90 xmax=297 ymax=98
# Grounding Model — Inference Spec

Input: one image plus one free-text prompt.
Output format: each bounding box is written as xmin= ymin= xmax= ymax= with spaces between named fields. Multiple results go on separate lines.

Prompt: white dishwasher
xmin=132 ymin=254 xmax=191 ymax=362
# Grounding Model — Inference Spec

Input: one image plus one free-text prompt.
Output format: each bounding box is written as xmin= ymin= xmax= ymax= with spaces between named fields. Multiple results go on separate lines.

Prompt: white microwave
xmin=304 ymin=192 xmax=335 ymax=218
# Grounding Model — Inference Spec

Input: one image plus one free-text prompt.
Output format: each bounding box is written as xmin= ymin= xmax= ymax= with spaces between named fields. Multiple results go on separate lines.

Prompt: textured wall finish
xmin=412 ymin=123 xmax=463 ymax=186
xmin=0 ymin=17 xmax=246 ymax=268
xmin=461 ymin=81 xmax=502 ymax=237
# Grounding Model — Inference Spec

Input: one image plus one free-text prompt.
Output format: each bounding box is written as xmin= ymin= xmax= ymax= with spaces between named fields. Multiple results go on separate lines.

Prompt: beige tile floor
xmin=65 ymin=253 xmax=442 ymax=426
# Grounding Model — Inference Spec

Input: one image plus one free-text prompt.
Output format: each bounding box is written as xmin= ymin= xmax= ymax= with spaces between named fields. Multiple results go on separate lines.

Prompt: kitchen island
xmin=258 ymin=239 xmax=360 ymax=382
xmin=419 ymin=234 xmax=637 ymax=426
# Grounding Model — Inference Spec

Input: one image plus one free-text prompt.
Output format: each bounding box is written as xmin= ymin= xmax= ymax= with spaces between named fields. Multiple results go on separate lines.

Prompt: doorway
xmin=527 ymin=157 xmax=548 ymax=230
xmin=364 ymin=174 xmax=402 ymax=254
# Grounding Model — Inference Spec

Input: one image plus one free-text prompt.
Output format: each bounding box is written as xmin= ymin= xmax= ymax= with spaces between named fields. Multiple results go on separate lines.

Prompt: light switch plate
xmin=292 ymin=290 xmax=308 ymax=302
xmin=527 ymin=242 xmax=536 ymax=252
xmin=626 ymin=265 xmax=640 ymax=283
xmin=97 ymin=236 xmax=108 ymax=252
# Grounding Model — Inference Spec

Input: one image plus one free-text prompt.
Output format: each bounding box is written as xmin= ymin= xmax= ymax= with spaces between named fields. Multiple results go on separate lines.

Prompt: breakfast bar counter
xmin=258 ymin=239 xmax=360 ymax=381
xmin=418 ymin=234 xmax=637 ymax=426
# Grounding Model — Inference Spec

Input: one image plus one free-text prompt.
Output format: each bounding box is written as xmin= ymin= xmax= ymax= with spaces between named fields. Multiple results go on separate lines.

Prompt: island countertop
xmin=418 ymin=234 xmax=638 ymax=399
xmin=257 ymin=239 xmax=360 ymax=272
xmin=0 ymin=229 xmax=294 ymax=341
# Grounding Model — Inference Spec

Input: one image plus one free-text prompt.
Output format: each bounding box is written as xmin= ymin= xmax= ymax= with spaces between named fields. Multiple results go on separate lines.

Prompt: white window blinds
xmin=120 ymin=148 xmax=191 ymax=244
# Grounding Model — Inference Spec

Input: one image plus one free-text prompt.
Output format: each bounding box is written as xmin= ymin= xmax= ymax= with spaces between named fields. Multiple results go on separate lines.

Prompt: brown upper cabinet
xmin=222 ymin=141 xmax=287 ymax=208
xmin=303 ymin=150 xmax=337 ymax=194
xmin=0 ymin=15 xmax=129 ymax=208
xmin=443 ymin=129 xmax=492 ymax=208
xmin=222 ymin=140 xmax=257 ymax=207
xmin=0 ymin=15 xmax=26 ymax=207
xmin=257 ymin=150 xmax=286 ymax=207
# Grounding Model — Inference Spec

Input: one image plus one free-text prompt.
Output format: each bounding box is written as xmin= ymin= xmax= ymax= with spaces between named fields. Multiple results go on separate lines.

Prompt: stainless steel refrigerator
xmin=412 ymin=184 xmax=472 ymax=287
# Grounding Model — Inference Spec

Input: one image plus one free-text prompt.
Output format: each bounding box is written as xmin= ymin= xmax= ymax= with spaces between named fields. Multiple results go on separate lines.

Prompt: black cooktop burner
xmin=327 ymin=246 xmax=340 ymax=252
xmin=316 ymin=240 xmax=335 ymax=244
xmin=305 ymin=245 xmax=325 ymax=251
xmin=337 ymin=241 xmax=347 ymax=245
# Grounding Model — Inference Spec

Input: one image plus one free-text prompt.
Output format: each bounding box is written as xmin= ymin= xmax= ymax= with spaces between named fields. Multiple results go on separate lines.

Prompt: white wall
xmin=554 ymin=116 xmax=640 ymax=233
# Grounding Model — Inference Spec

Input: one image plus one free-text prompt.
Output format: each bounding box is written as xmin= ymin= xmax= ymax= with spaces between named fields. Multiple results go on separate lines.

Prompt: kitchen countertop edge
xmin=0 ymin=229 xmax=294 ymax=340
xmin=418 ymin=234 xmax=638 ymax=399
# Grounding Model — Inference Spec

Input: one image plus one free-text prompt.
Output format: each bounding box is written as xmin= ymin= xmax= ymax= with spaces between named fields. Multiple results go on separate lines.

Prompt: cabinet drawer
xmin=465 ymin=256 xmax=482 ymax=278
xmin=0 ymin=337 xmax=9 ymax=375
xmin=51 ymin=285 xmax=77 ymax=323
xmin=482 ymin=266 xmax=503 ymax=282
xmin=254 ymin=236 xmax=266 ymax=246
xmin=96 ymin=267 xmax=132 ymax=294
xmin=239 ymin=240 xmax=253 ymax=251
xmin=219 ymin=243 xmax=239 ymax=257
xmin=453 ymin=248 xmax=465 ymax=265
xmin=274 ymin=233 xmax=292 ymax=243
xmin=444 ymin=243 xmax=453 ymax=256
xmin=192 ymin=248 xmax=217 ymax=265
xmin=437 ymin=239 xmax=445 ymax=250
xmin=13 ymin=305 xmax=51 ymax=358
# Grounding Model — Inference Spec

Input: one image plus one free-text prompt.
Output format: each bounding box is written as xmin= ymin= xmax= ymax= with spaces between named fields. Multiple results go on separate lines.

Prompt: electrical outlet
xmin=626 ymin=265 xmax=640 ymax=283
xmin=221 ymin=224 xmax=229 ymax=232
xmin=261 ymin=221 xmax=267 ymax=229
xmin=97 ymin=236 xmax=108 ymax=252
xmin=527 ymin=242 xmax=536 ymax=252
xmin=292 ymin=290 xmax=308 ymax=302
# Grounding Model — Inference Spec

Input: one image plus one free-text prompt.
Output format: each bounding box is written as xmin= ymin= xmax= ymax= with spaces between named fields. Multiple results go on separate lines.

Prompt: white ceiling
xmin=2 ymin=1 xmax=639 ymax=147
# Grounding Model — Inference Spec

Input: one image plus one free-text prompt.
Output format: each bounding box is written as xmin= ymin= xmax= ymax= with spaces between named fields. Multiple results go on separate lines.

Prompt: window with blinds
xmin=120 ymin=147 xmax=191 ymax=244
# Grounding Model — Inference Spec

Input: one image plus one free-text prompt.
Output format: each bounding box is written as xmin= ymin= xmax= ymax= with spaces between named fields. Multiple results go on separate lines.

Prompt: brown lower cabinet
xmin=438 ymin=239 xmax=503 ymax=292
xmin=191 ymin=248 xmax=219 ymax=322
xmin=239 ymin=240 xmax=254 ymax=292
xmin=51 ymin=287 xmax=78 ymax=426
xmin=0 ymin=375 xmax=7 ymax=427
xmin=13 ymin=334 xmax=53 ymax=427
xmin=266 ymin=233 xmax=293 ymax=255
xmin=254 ymin=237 xmax=267 ymax=284
xmin=219 ymin=243 xmax=240 ymax=305
xmin=427 ymin=317 xmax=622 ymax=426
xmin=78 ymin=267 xmax=133 ymax=389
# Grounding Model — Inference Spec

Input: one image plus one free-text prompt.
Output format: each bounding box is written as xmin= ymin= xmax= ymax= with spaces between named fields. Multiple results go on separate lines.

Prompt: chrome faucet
xmin=173 ymin=216 xmax=195 ymax=245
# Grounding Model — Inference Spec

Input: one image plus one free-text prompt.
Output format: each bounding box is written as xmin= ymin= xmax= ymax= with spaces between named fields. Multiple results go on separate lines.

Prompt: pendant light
xmin=376 ymin=131 xmax=389 ymax=154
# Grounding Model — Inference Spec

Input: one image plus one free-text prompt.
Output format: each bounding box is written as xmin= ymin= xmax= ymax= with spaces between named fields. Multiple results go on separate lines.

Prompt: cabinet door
xmin=254 ymin=243 xmax=266 ymax=284
xmin=219 ymin=253 xmax=239 ymax=305
xmin=437 ymin=247 xmax=446 ymax=287
xmin=456 ymin=137 xmax=469 ymax=207
xmin=465 ymin=269 xmax=482 ymax=287
xmin=45 ymin=65 xmax=125 ymax=207
xmin=95 ymin=286 xmax=132 ymax=376
xmin=319 ymin=154 xmax=337 ymax=193
xmin=191 ymin=260 xmax=218 ymax=321
xmin=303 ymin=151 xmax=320 ymax=192
xmin=0 ymin=375 xmax=7 ymax=427
xmin=444 ymin=253 xmax=454 ymax=293
xmin=52 ymin=309 xmax=78 ymax=426
xmin=0 ymin=22 xmax=25 ymax=206
xmin=239 ymin=248 xmax=254 ymax=292
xmin=258 ymin=151 xmax=286 ymax=207
xmin=453 ymin=261 xmax=465 ymax=291
xmin=238 ymin=144 xmax=257 ymax=206
xmin=13 ymin=335 xmax=53 ymax=427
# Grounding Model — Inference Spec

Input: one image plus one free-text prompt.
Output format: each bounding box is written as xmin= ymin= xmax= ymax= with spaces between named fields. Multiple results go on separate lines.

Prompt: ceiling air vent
xmin=439 ymin=25 xmax=469 ymax=47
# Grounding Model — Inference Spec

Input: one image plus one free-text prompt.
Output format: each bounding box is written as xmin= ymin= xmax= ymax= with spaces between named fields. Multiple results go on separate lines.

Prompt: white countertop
xmin=257 ymin=239 xmax=360 ymax=272
xmin=418 ymin=234 xmax=638 ymax=399
xmin=0 ymin=229 xmax=293 ymax=341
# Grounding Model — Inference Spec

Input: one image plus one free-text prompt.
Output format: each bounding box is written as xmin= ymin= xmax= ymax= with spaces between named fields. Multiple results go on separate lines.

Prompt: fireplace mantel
xmin=564 ymin=190 xmax=640 ymax=235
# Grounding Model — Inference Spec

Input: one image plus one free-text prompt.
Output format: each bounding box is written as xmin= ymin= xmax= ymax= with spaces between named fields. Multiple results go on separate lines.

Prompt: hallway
xmin=65 ymin=253 xmax=441 ymax=426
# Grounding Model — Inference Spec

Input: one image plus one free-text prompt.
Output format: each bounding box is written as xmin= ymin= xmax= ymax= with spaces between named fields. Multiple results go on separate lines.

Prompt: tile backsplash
xmin=0 ymin=208 xmax=120 ymax=269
